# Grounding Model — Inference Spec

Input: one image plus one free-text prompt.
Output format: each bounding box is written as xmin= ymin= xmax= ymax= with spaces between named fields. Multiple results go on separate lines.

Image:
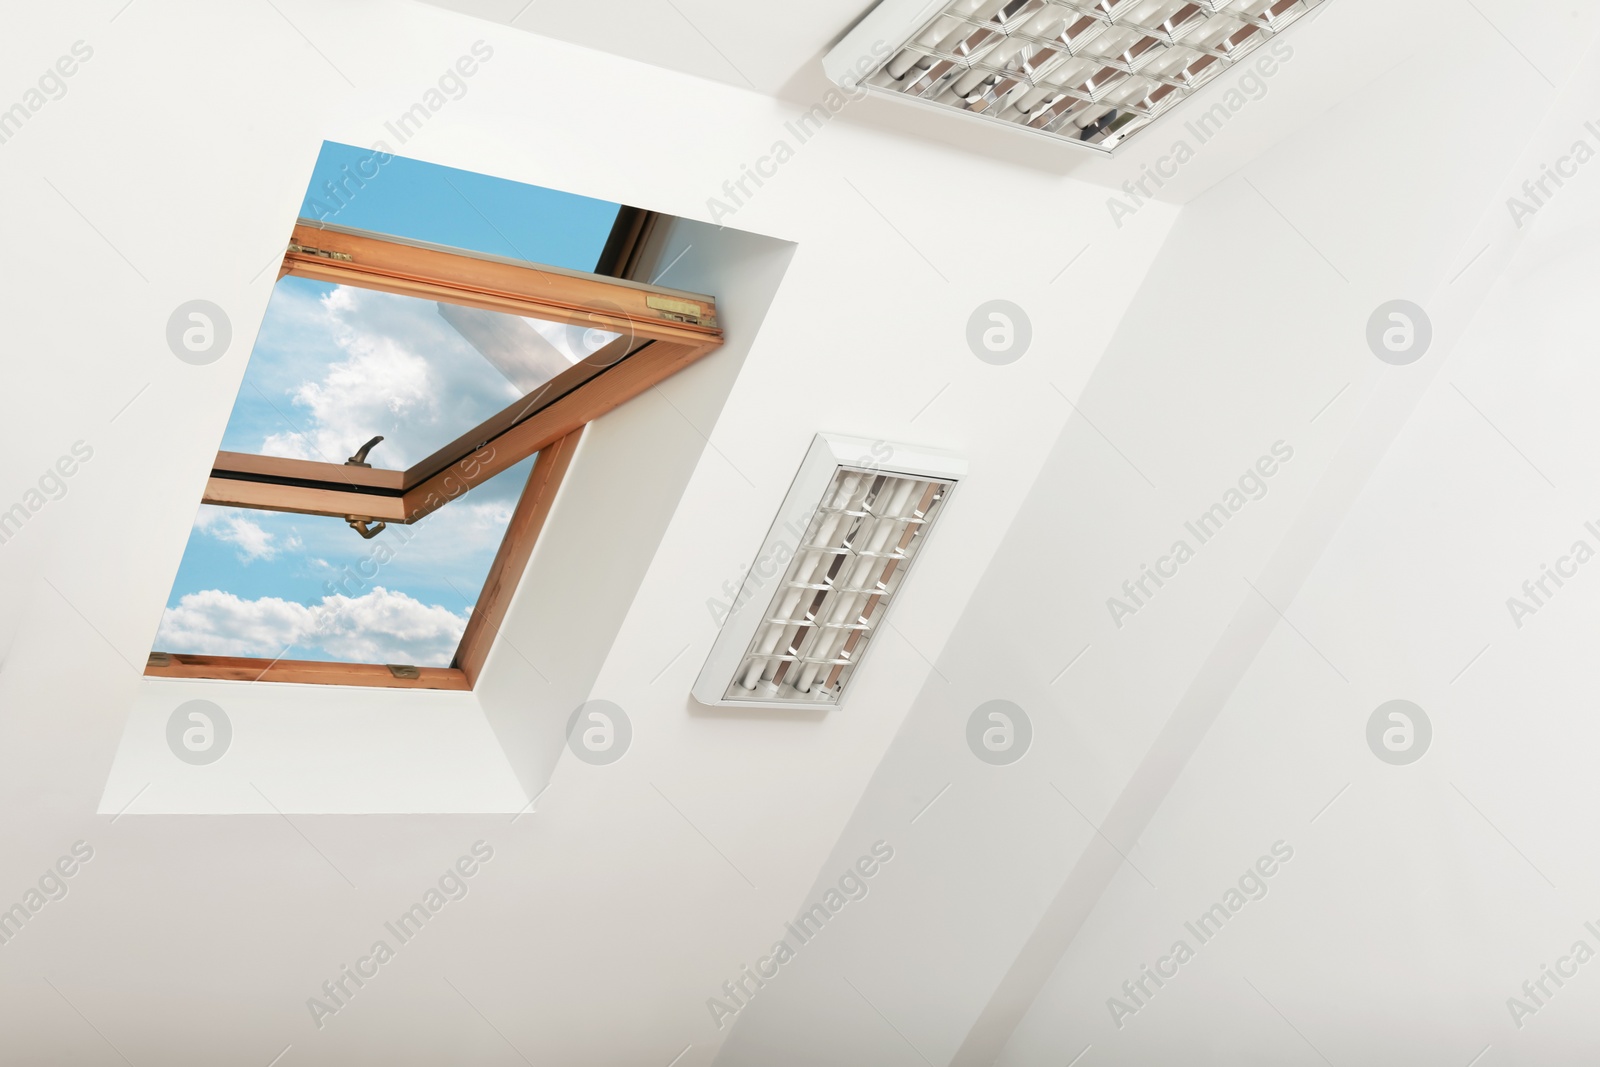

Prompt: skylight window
xmin=148 ymin=146 xmax=724 ymax=690
xmin=823 ymin=0 xmax=1325 ymax=152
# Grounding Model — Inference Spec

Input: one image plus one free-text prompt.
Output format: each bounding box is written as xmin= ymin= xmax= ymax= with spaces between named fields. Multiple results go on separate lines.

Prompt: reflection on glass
xmin=220 ymin=276 xmax=616 ymax=469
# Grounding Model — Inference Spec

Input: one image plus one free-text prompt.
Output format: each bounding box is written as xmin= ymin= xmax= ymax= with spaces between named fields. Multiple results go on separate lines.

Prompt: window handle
xmin=345 ymin=435 xmax=384 ymax=468
xmin=346 ymin=517 xmax=387 ymax=539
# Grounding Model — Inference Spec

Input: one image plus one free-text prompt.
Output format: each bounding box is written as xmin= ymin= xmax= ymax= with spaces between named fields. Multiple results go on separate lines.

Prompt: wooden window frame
xmin=147 ymin=219 xmax=722 ymax=691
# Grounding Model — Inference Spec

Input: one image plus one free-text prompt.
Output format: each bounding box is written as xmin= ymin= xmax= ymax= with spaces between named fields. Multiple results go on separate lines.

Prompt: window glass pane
xmin=300 ymin=141 xmax=621 ymax=272
xmin=154 ymin=454 xmax=536 ymax=668
xmin=156 ymin=144 xmax=635 ymax=676
xmin=219 ymin=275 xmax=616 ymax=468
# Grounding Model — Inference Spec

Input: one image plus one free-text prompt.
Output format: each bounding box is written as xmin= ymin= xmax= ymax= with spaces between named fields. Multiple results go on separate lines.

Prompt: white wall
xmin=998 ymin=25 xmax=1600 ymax=1065
xmin=470 ymin=216 xmax=797 ymax=801
xmin=100 ymin=680 xmax=524 ymax=814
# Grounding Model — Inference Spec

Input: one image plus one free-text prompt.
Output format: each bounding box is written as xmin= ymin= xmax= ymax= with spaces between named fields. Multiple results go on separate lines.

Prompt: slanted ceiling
xmin=0 ymin=0 xmax=1594 ymax=1065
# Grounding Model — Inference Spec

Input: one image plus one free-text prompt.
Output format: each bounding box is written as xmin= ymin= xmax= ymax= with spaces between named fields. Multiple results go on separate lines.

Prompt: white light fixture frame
xmin=823 ymin=0 xmax=1326 ymax=154
xmin=693 ymin=434 xmax=964 ymax=710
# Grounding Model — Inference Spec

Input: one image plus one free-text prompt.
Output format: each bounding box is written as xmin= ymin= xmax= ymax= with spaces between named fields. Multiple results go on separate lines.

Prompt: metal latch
xmin=647 ymin=295 xmax=715 ymax=327
xmin=387 ymin=664 xmax=421 ymax=679
xmin=287 ymin=242 xmax=354 ymax=263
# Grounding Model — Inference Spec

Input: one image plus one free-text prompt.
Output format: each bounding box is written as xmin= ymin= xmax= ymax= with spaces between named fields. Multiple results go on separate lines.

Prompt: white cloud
xmin=415 ymin=496 xmax=516 ymax=552
xmin=155 ymin=589 xmax=307 ymax=657
xmin=312 ymin=587 xmax=469 ymax=665
xmin=156 ymin=586 xmax=468 ymax=667
xmin=193 ymin=506 xmax=280 ymax=562
xmin=243 ymin=282 xmax=524 ymax=468
xmin=260 ymin=304 xmax=436 ymax=463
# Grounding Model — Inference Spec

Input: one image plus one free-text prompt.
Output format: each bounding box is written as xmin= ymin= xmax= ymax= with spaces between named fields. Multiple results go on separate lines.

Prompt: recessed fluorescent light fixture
xmin=693 ymin=435 xmax=962 ymax=709
xmin=824 ymin=0 xmax=1325 ymax=152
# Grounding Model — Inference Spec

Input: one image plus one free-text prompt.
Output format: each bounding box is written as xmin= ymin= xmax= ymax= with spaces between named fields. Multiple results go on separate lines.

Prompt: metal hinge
xmin=287 ymin=242 xmax=354 ymax=263
xmin=647 ymin=295 xmax=716 ymax=328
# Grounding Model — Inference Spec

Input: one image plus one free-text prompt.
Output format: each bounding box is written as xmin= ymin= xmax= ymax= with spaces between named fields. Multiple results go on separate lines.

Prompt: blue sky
xmin=299 ymin=141 xmax=620 ymax=268
xmin=156 ymin=144 xmax=622 ymax=667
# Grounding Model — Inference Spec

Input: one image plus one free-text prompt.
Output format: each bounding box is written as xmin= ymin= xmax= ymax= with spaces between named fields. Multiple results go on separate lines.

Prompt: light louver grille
xmin=826 ymin=0 xmax=1325 ymax=152
xmin=693 ymin=436 xmax=963 ymax=709
xmin=730 ymin=469 xmax=951 ymax=703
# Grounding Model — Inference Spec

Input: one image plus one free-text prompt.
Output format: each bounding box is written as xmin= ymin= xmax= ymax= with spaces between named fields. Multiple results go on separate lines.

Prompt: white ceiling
xmin=421 ymin=0 xmax=870 ymax=94
xmin=5 ymin=0 xmax=1600 ymax=1064
xmin=417 ymin=0 xmax=1436 ymax=193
